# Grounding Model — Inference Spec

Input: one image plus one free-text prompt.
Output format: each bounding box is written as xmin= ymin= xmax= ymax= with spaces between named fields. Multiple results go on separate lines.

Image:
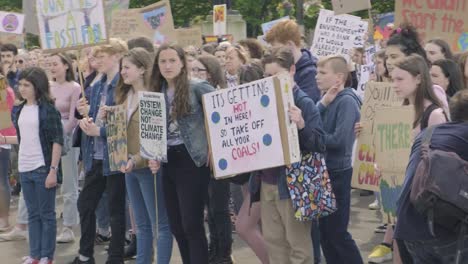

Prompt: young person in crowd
xmin=1 ymin=67 xmax=64 ymax=264
xmin=351 ymin=47 xmax=365 ymax=65
xmin=430 ymin=59 xmax=465 ymax=98
xmin=127 ymin=37 xmax=155 ymax=54
xmin=265 ymin=20 xmax=321 ymax=103
xmin=424 ymin=38 xmax=454 ymax=64
xmin=71 ymin=39 xmax=128 ymax=264
xmin=225 ymin=45 xmax=248 ymax=88
xmin=214 ymin=46 xmax=228 ymax=71
xmin=1 ymin=44 xmax=21 ymax=91
xmin=457 ymin=51 xmax=468 ymax=89
xmin=250 ymin=46 xmax=325 ymax=264
xmin=148 ymin=43 xmax=215 ymax=264
xmin=316 ymin=55 xmax=363 ymax=264
xmin=371 ymin=49 xmax=389 ymax=83
xmin=0 ymin=74 xmax=16 ymax=231
xmin=191 ymin=55 xmax=234 ymax=264
xmin=112 ymin=47 xmax=173 ymax=264
xmin=49 ymin=53 xmax=81 ymax=244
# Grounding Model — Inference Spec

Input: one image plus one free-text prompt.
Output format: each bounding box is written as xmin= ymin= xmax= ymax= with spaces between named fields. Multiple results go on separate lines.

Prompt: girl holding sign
xmin=114 ymin=47 xmax=173 ymax=264
xmin=148 ymin=44 xmax=215 ymax=264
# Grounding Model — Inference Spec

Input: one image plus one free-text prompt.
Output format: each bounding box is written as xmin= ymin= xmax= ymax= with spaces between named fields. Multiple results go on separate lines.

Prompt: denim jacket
xmin=163 ymin=80 xmax=215 ymax=167
xmin=82 ymin=74 xmax=120 ymax=176
xmin=249 ymin=86 xmax=326 ymax=203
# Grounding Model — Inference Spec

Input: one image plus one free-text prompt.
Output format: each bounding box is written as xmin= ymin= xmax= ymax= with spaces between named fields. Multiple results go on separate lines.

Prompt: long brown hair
xmin=394 ymin=54 xmax=444 ymax=128
xmin=197 ymin=55 xmax=227 ymax=89
xmin=150 ymin=44 xmax=191 ymax=118
xmin=115 ymin=48 xmax=152 ymax=104
xmin=50 ymin=53 xmax=75 ymax=82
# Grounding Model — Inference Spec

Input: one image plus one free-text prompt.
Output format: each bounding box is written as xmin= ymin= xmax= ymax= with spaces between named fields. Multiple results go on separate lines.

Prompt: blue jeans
xmin=0 ymin=148 xmax=10 ymax=217
xmin=405 ymin=236 xmax=468 ymax=264
xmin=126 ymin=168 xmax=173 ymax=264
xmin=319 ymin=168 xmax=363 ymax=264
xmin=20 ymin=166 xmax=57 ymax=259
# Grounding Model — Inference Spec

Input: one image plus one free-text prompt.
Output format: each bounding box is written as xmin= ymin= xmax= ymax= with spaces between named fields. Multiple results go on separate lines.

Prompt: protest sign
xmin=104 ymin=0 xmax=129 ymax=28
xmin=365 ymin=45 xmax=376 ymax=65
xmin=331 ymin=0 xmax=371 ymax=15
xmin=395 ymin=0 xmax=468 ymax=51
xmin=373 ymin=106 xmax=413 ymax=219
xmin=356 ymin=64 xmax=373 ymax=99
xmin=36 ymin=0 xmax=108 ymax=52
xmin=261 ymin=16 xmax=289 ymax=35
xmin=175 ymin=27 xmax=203 ymax=48
xmin=0 ymin=11 xmax=24 ymax=35
xmin=139 ymin=91 xmax=167 ymax=162
xmin=213 ymin=4 xmax=227 ymax=35
xmin=373 ymin=12 xmax=394 ymax=41
xmin=110 ymin=1 xmax=175 ymax=45
xmin=351 ymin=82 xmax=401 ymax=191
xmin=0 ymin=90 xmax=11 ymax=130
xmin=311 ymin=9 xmax=368 ymax=60
xmin=203 ymin=74 xmax=300 ymax=179
xmin=0 ymin=32 xmax=24 ymax=48
xmin=106 ymin=104 xmax=127 ymax=172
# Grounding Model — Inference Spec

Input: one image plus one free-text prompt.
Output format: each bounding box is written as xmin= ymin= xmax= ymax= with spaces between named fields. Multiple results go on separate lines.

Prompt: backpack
xmin=410 ymin=125 xmax=468 ymax=264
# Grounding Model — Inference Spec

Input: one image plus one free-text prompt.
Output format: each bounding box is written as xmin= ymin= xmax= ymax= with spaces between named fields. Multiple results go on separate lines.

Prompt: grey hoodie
xmin=317 ymin=88 xmax=362 ymax=171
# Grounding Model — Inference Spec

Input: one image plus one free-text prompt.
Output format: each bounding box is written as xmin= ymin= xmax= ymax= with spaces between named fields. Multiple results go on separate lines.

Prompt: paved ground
xmin=0 ymin=190 xmax=385 ymax=264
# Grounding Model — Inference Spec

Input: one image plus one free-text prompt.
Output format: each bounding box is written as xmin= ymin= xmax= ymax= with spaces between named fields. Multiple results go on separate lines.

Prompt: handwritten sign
xmin=139 ymin=91 xmax=167 ymax=162
xmin=36 ymin=0 xmax=108 ymax=51
xmin=106 ymin=104 xmax=127 ymax=172
xmin=203 ymin=74 xmax=300 ymax=179
xmin=261 ymin=16 xmax=289 ymax=35
xmin=331 ymin=0 xmax=371 ymax=15
xmin=351 ymin=82 xmax=401 ymax=191
xmin=175 ymin=27 xmax=203 ymax=48
xmin=374 ymin=106 xmax=413 ymax=219
xmin=104 ymin=0 xmax=129 ymax=28
xmin=0 ymin=90 xmax=11 ymax=130
xmin=213 ymin=4 xmax=227 ymax=35
xmin=110 ymin=1 xmax=175 ymax=45
xmin=365 ymin=45 xmax=377 ymax=65
xmin=356 ymin=64 xmax=373 ymax=99
xmin=311 ymin=9 xmax=368 ymax=60
xmin=395 ymin=0 xmax=468 ymax=51
xmin=0 ymin=11 xmax=24 ymax=35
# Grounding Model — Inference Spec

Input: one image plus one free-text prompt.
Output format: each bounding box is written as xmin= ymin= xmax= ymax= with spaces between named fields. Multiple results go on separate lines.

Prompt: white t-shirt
xmin=18 ymin=105 xmax=45 ymax=172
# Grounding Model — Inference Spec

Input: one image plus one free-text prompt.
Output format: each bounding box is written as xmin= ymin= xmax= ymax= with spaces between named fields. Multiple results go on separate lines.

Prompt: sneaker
xmin=21 ymin=256 xmax=39 ymax=264
xmin=69 ymin=257 xmax=95 ymax=264
xmin=57 ymin=227 xmax=75 ymax=243
xmin=95 ymin=233 xmax=111 ymax=245
xmin=368 ymin=244 xmax=393 ymax=263
xmin=374 ymin=224 xmax=387 ymax=234
xmin=0 ymin=226 xmax=27 ymax=241
xmin=215 ymin=255 xmax=234 ymax=264
xmin=39 ymin=257 xmax=53 ymax=264
xmin=368 ymin=199 xmax=380 ymax=210
xmin=123 ymin=234 xmax=137 ymax=260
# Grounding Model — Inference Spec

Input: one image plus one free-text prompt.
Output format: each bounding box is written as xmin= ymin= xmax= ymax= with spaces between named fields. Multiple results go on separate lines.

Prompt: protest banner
xmin=351 ymin=82 xmax=401 ymax=191
xmin=311 ymin=9 xmax=368 ymax=60
xmin=374 ymin=106 xmax=413 ymax=219
xmin=203 ymin=73 xmax=300 ymax=179
xmin=106 ymin=104 xmax=127 ymax=172
xmin=36 ymin=0 xmax=108 ymax=52
xmin=175 ymin=27 xmax=203 ymax=48
xmin=110 ymin=1 xmax=175 ymax=45
xmin=261 ymin=16 xmax=289 ymax=35
xmin=213 ymin=4 xmax=227 ymax=35
xmin=356 ymin=64 xmax=373 ymax=99
xmin=0 ymin=90 xmax=11 ymax=130
xmin=139 ymin=91 xmax=167 ymax=162
xmin=104 ymin=0 xmax=129 ymax=28
xmin=395 ymin=0 xmax=468 ymax=51
xmin=331 ymin=0 xmax=371 ymax=15
xmin=0 ymin=32 xmax=24 ymax=48
xmin=0 ymin=11 xmax=24 ymax=35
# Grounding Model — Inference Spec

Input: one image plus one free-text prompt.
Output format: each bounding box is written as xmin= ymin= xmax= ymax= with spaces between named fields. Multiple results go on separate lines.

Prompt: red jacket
xmin=0 ymin=87 xmax=17 ymax=136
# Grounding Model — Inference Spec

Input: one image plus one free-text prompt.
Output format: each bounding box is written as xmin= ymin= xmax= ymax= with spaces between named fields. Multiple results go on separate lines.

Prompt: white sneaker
xmin=0 ymin=226 xmax=27 ymax=241
xmin=368 ymin=199 xmax=380 ymax=210
xmin=57 ymin=227 xmax=75 ymax=243
xmin=21 ymin=256 xmax=37 ymax=264
xmin=39 ymin=257 xmax=51 ymax=264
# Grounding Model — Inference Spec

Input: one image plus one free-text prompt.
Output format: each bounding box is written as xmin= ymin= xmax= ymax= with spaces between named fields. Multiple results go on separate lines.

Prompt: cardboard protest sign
xmin=203 ymin=74 xmax=300 ymax=179
xmin=0 ymin=90 xmax=11 ymax=130
xmin=331 ymin=0 xmax=371 ymax=15
xmin=311 ymin=9 xmax=368 ymax=60
xmin=175 ymin=28 xmax=203 ymax=48
xmin=213 ymin=4 xmax=227 ymax=35
xmin=104 ymin=0 xmax=129 ymax=28
xmin=106 ymin=104 xmax=127 ymax=172
xmin=139 ymin=91 xmax=167 ymax=162
xmin=395 ymin=0 xmax=468 ymax=51
xmin=0 ymin=11 xmax=24 ymax=35
xmin=261 ymin=16 xmax=289 ymax=35
xmin=0 ymin=32 xmax=24 ymax=48
xmin=110 ymin=1 xmax=175 ymax=45
xmin=373 ymin=106 xmax=413 ymax=219
xmin=351 ymin=82 xmax=401 ymax=191
xmin=36 ymin=0 xmax=108 ymax=52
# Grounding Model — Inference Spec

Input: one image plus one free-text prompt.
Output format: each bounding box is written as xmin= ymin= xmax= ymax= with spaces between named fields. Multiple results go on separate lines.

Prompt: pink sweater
xmin=50 ymin=81 xmax=81 ymax=134
xmin=0 ymin=87 xmax=16 ymax=136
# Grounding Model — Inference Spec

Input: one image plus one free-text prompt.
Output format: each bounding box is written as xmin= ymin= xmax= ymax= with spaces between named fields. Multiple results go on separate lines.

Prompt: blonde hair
xmin=93 ymin=38 xmax=128 ymax=56
xmin=317 ymin=55 xmax=349 ymax=74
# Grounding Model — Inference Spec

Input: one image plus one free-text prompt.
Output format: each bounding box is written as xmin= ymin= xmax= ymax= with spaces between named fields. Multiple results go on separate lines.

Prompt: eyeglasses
xmin=15 ymin=60 xmax=24 ymax=64
xmin=191 ymin=67 xmax=207 ymax=73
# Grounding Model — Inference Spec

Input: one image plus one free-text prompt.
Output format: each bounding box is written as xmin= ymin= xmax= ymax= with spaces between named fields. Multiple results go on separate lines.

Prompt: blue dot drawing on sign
xmin=218 ymin=159 xmax=228 ymax=170
xmin=263 ymin=134 xmax=272 ymax=146
xmin=260 ymin=95 xmax=270 ymax=107
xmin=458 ymin=32 xmax=468 ymax=51
xmin=211 ymin=112 xmax=221 ymax=124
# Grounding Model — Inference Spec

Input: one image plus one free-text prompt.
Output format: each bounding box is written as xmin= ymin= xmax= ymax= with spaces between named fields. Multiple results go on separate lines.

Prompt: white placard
xmin=213 ymin=4 xmax=227 ymax=35
xmin=139 ymin=91 xmax=167 ymax=162
xmin=356 ymin=64 xmax=373 ymax=99
xmin=0 ymin=11 xmax=24 ymax=35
